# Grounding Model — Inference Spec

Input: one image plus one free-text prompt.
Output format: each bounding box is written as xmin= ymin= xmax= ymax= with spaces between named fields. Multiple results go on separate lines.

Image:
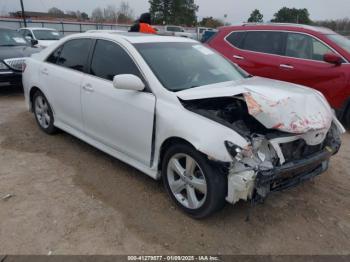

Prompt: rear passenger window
xmin=46 ymin=46 xmax=62 ymax=64
xmin=286 ymin=33 xmax=335 ymax=61
xmin=90 ymin=40 xmax=141 ymax=81
xmin=56 ymin=39 xmax=92 ymax=72
xmin=226 ymin=32 xmax=246 ymax=48
xmin=242 ymin=31 xmax=285 ymax=55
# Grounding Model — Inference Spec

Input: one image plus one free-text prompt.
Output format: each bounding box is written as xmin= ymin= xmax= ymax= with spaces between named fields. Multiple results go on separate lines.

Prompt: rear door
xmin=229 ymin=30 xmax=288 ymax=80
xmin=41 ymin=38 xmax=93 ymax=132
xmin=81 ymin=39 xmax=156 ymax=166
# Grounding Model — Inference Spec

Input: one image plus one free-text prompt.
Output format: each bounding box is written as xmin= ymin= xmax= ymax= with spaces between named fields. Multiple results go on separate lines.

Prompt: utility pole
xmin=20 ymin=0 xmax=27 ymax=27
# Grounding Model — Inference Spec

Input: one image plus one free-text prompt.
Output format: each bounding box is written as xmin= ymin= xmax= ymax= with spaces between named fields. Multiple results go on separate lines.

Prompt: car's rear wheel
xmin=162 ymin=143 xmax=227 ymax=219
xmin=344 ymin=107 xmax=350 ymax=129
xmin=33 ymin=91 xmax=57 ymax=134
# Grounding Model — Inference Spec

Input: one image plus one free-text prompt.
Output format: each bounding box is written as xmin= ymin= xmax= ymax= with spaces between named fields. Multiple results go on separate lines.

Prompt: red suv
xmin=207 ymin=23 xmax=350 ymax=127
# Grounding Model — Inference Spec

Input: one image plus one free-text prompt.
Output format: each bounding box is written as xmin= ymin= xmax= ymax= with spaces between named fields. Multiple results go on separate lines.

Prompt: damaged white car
xmin=22 ymin=32 xmax=345 ymax=218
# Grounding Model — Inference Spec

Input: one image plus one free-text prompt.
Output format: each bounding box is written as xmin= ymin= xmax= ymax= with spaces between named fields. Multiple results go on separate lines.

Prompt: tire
xmin=33 ymin=91 xmax=57 ymax=135
xmin=344 ymin=107 xmax=350 ymax=130
xmin=162 ymin=143 xmax=227 ymax=219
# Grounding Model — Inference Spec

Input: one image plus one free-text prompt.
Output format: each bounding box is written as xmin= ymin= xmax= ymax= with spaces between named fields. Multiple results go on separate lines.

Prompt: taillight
xmin=22 ymin=62 xmax=26 ymax=72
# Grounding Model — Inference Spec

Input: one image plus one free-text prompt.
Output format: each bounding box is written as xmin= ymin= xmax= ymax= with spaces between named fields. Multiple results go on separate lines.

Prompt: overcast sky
xmin=1 ymin=0 xmax=350 ymax=23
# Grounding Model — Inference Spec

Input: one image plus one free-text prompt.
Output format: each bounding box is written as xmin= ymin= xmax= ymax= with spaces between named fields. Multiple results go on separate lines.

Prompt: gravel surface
xmin=0 ymin=91 xmax=349 ymax=255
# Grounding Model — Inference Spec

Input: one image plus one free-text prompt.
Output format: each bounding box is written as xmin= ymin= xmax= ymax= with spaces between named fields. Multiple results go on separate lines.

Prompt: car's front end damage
xmin=178 ymin=77 xmax=345 ymax=205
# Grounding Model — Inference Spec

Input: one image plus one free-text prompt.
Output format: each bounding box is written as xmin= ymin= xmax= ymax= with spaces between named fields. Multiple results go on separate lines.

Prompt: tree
xmin=104 ymin=5 xmax=118 ymax=22
xmin=81 ymin=12 xmax=89 ymax=20
xmin=199 ymin=17 xmax=224 ymax=28
xmin=149 ymin=0 xmax=198 ymax=26
xmin=117 ymin=1 xmax=134 ymax=24
xmin=91 ymin=7 xmax=104 ymax=22
xmin=247 ymin=9 xmax=263 ymax=23
xmin=48 ymin=7 xmax=64 ymax=17
xmin=271 ymin=7 xmax=312 ymax=25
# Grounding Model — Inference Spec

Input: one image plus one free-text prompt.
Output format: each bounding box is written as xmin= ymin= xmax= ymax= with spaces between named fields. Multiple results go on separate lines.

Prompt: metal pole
xmin=20 ymin=0 xmax=27 ymax=27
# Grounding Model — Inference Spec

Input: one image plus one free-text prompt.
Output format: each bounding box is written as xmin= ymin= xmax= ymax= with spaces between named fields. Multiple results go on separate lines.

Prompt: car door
xmin=276 ymin=32 xmax=348 ymax=107
xmin=228 ymin=30 xmax=288 ymax=80
xmin=41 ymin=38 xmax=93 ymax=132
xmin=81 ymin=39 xmax=156 ymax=166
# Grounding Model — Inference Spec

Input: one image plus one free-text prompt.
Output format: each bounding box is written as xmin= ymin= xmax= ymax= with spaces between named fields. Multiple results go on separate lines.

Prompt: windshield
xmin=326 ymin=34 xmax=350 ymax=53
xmin=135 ymin=42 xmax=246 ymax=91
xmin=33 ymin=30 xmax=62 ymax=40
xmin=0 ymin=29 xmax=29 ymax=46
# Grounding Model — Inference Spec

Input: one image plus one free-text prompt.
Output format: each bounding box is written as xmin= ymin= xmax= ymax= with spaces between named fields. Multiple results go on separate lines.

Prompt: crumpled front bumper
xmin=254 ymin=125 xmax=341 ymax=202
xmin=226 ymin=123 xmax=342 ymax=204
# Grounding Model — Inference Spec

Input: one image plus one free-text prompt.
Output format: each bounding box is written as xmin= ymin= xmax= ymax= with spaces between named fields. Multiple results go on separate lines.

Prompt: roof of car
xmin=77 ymin=32 xmax=198 ymax=44
xmin=220 ymin=23 xmax=335 ymax=34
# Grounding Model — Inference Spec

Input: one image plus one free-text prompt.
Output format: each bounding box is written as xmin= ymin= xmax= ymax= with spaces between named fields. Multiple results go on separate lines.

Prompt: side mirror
xmin=113 ymin=74 xmax=145 ymax=91
xmin=31 ymin=39 xmax=38 ymax=46
xmin=323 ymin=53 xmax=342 ymax=65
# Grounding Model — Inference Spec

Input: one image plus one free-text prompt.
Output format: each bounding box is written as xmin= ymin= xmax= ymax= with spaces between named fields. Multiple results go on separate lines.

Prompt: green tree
xmin=149 ymin=0 xmax=198 ymax=26
xmin=199 ymin=17 xmax=224 ymax=28
xmin=271 ymin=7 xmax=312 ymax=25
xmin=247 ymin=9 xmax=263 ymax=23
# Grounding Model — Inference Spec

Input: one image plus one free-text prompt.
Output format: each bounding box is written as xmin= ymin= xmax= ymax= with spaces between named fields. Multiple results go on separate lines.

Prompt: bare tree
xmin=104 ymin=5 xmax=118 ymax=22
xmin=117 ymin=1 xmax=134 ymax=24
xmin=48 ymin=7 xmax=65 ymax=17
xmin=91 ymin=7 xmax=104 ymax=23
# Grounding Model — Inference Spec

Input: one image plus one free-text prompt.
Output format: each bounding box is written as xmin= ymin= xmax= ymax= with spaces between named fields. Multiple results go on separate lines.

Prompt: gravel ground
xmin=0 ymin=90 xmax=349 ymax=255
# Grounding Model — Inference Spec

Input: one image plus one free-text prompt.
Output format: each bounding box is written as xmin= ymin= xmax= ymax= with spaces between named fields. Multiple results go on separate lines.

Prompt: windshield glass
xmin=135 ymin=42 xmax=246 ymax=91
xmin=33 ymin=30 xmax=62 ymax=40
xmin=326 ymin=34 xmax=350 ymax=53
xmin=0 ymin=29 xmax=29 ymax=46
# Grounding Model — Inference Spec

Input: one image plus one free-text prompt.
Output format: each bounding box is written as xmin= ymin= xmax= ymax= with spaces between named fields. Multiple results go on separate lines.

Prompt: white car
xmin=160 ymin=25 xmax=194 ymax=38
xmin=23 ymin=32 xmax=344 ymax=218
xmin=18 ymin=27 xmax=62 ymax=48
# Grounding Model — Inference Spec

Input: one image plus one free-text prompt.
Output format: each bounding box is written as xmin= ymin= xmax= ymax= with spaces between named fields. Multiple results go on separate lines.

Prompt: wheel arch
xmin=29 ymin=86 xmax=43 ymax=111
xmin=157 ymin=137 xmax=197 ymax=171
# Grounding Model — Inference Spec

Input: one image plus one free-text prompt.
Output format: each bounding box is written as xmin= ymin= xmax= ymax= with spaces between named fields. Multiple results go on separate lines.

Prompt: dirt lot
xmin=0 ymin=90 xmax=349 ymax=255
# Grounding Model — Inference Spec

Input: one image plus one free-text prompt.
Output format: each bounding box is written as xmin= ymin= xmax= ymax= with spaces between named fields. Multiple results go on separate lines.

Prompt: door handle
xmin=280 ymin=64 xmax=294 ymax=70
xmin=41 ymin=68 xmax=48 ymax=75
xmin=83 ymin=84 xmax=94 ymax=92
xmin=233 ymin=55 xmax=244 ymax=60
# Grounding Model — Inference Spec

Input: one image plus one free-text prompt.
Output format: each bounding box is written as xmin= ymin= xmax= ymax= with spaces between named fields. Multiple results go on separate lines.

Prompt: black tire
xmin=162 ymin=143 xmax=227 ymax=219
xmin=33 ymin=91 xmax=57 ymax=135
xmin=344 ymin=107 xmax=350 ymax=130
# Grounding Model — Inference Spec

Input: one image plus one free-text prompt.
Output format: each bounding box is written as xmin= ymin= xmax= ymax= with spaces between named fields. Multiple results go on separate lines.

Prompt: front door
xmin=81 ymin=39 xmax=156 ymax=166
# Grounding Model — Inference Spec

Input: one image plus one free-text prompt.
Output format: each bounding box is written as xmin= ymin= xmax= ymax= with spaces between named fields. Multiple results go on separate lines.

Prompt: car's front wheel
xmin=162 ymin=143 xmax=227 ymax=219
xmin=33 ymin=91 xmax=57 ymax=134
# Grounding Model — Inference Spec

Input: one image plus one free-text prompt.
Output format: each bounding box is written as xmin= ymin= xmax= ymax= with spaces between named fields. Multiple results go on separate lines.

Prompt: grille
xmin=279 ymin=139 xmax=323 ymax=164
xmin=3 ymin=58 xmax=26 ymax=71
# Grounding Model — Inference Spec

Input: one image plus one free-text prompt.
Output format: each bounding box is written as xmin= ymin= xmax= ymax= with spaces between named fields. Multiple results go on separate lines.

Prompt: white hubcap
xmin=167 ymin=153 xmax=207 ymax=209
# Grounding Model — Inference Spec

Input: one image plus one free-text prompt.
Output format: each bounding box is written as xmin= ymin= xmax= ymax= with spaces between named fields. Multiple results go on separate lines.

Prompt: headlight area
xmin=223 ymin=124 xmax=342 ymax=205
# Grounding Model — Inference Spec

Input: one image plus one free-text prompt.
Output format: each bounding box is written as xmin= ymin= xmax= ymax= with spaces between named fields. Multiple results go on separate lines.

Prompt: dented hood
xmin=177 ymin=77 xmax=333 ymax=134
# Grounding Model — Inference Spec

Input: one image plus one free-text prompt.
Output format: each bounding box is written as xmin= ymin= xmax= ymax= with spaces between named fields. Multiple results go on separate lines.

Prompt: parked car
xmin=160 ymin=25 xmax=194 ymax=38
xmin=207 ymin=23 xmax=350 ymax=128
xmin=0 ymin=28 xmax=40 ymax=88
xmin=18 ymin=27 xmax=62 ymax=48
xmin=201 ymin=30 xmax=217 ymax=43
xmin=23 ymin=32 xmax=344 ymax=218
xmin=196 ymin=27 xmax=216 ymax=41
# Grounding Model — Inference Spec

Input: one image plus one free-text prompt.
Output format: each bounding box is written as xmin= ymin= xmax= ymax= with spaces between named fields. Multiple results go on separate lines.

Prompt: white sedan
xmin=23 ymin=32 xmax=344 ymax=218
xmin=18 ymin=27 xmax=62 ymax=48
